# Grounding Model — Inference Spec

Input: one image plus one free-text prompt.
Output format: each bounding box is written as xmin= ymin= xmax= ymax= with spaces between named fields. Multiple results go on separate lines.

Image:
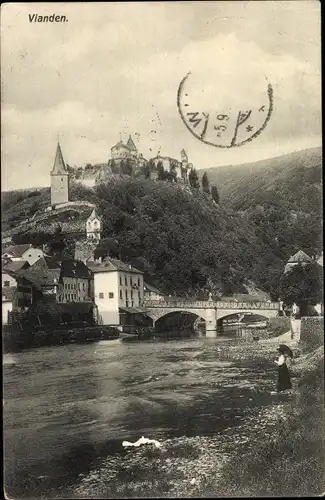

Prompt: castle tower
xmin=126 ymin=134 xmax=137 ymax=153
xmin=50 ymin=143 xmax=69 ymax=206
xmin=86 ymin=208 xmax=102 ymax=241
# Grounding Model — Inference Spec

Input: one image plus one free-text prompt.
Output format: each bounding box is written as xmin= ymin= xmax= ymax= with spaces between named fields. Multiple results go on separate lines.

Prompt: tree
xmin=211 ymin=185 xmax=220 ymax=204
xmin=201 ymin=172 xmax=210 ymax=194
xmin=46 ymin=225 xmax=67 ymax=258
xmin=188 ymin=168 xmax=200 ymax=189
xmin=157 ymin=161 xmax=166 ymax=181
xmin=279 ymin=262 xmax=323 ymax=316
xmin=142 ymin=162 xmax=151 ymax=179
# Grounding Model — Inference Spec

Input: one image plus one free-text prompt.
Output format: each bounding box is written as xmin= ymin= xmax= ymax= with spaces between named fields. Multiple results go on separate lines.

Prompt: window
xmin=131 ymin=290 xmax=133 ymax=298
xmin=124 ymin=276 xmax=127 ymax=286
xmin=99 ymin=292 xmax=104 ymax=299
xmin=83 ymin=283 xmax=86 ymax=291
xmin=129 ymin=276 xmax=132 ymax=286
xmin=109 ymin=292 xmax=114 ymax=298
xmin=4 ymin=281 xmax=10 ymax=287
xmin=125 ymin=290 xmax=128 ymax=298
xmin=126 ymin=300 xmax=129 ymax=307
xmin=119 ymin=276 xmax=122 ymax=285
xmin=119 ymin=290 xmax=122 ymax=299
xmin=131 ymin=301 xmax=134 ymax=307
xmin=138 ymin=277 xmax=140 ymax=287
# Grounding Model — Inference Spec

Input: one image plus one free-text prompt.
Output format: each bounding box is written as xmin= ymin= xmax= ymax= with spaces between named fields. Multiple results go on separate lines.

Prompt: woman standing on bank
xmin=274 ymin=345 xmax=292 ymax=392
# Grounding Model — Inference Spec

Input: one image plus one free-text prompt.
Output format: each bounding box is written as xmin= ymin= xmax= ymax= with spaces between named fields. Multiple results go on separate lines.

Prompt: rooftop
xmin=2 ymin=243 xmax=32 ymax=257
xmin=87 ymin=258 xmax=143 ymax=275
xmin=2 ymin=259 xmax=30 ymax=273
xmin=144 ymin=282 xmax=163 ymax=295
xmin=87 ymin=207 xmax=101 ymax=222
xmin=287 ymin=250 xmax=313 ymax=263
xmin=111 ymin=135 xmax=138 ymax=152
xmin=51 ymin=142 xmax=68 ymax=175
xmin=17 ymin=258 xmax=93 ymax=289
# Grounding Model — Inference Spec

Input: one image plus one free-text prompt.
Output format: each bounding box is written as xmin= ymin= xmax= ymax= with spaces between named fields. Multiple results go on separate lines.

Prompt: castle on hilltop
xmin=110 ymin=134 xmax=146 ymax=168
xmin=52 ymin=137 xmax=193 ymax=189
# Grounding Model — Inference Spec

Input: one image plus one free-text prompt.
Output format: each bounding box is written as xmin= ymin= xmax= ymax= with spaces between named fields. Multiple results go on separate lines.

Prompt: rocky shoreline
xmin=70 ymin=337 xmax=307 ymax=498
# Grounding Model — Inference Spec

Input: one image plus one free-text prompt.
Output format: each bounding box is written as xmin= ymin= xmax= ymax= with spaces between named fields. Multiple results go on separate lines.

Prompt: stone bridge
xmin=143 ymin=298 xmax=280 ymax=337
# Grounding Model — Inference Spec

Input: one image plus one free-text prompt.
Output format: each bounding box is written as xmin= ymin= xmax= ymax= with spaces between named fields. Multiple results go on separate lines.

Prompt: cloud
xmin=1 ymin=1 xmax=321 ymax=190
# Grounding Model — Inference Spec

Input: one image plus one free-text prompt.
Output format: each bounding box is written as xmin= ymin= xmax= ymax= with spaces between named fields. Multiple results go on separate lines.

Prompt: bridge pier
xmin=205 ymin=304 xmax=217 ymax=338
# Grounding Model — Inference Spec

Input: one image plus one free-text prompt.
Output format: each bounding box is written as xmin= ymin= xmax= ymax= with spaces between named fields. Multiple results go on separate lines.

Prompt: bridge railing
xmin=217 ymin=301 xmax=279 ymax=310
xmin=143 ymin=299 xmax=279 ymax=310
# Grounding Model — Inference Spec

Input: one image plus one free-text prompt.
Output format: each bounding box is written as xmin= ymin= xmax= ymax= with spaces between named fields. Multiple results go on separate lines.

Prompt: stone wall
xmin=300 ymin=316 xmax=324 ymax=348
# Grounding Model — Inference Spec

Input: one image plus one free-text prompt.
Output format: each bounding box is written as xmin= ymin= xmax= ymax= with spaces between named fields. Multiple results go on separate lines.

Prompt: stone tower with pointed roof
xmin=126 ymin=135 xmax=137 ymax=152
xmin=86 ymin=208 xmax=102 ymax=241
xmin=51 ymin=143 xmax=69 ymax=206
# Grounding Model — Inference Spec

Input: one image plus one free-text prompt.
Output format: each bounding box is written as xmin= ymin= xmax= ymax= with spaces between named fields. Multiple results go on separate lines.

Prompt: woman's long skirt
xmin=277 ymin=364 xmax=292 ymax=392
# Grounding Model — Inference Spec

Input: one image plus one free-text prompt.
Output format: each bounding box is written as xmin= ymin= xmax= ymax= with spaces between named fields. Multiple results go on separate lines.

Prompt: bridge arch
xmin=216 ymin=309 xmax=278 ymax=321
xmin=145 ymin=308 xmax=208 ymax=327
xmin=154 ymin=310 xmax=206 ymax=333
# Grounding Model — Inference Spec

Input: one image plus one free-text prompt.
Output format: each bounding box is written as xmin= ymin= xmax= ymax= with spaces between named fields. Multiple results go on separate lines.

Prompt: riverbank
xmin=70 ymin=339 xmax=324 ymax=498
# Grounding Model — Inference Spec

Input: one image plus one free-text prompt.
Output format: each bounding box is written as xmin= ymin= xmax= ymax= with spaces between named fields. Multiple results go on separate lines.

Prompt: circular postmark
xmin=177 ymin=71 xmax=273 ymax=148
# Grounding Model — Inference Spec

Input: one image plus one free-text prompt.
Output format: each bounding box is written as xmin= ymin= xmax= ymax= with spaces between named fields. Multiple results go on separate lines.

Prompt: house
xmin=2 ymin=244 xmax=44 ymax=265
xmin=87 ymin=258 xmax=144 ymax=326
xmin=86 ymin=208 xmax=102 ymax=241
xmin=284 ymin=250 xmax=313 ymax=274
xmin=10 ymin=257 xmax=94 ymax=324
xmin=2 ymin=287 xmax=16 ymax=325
xmin=2 ymin=259 xmax=30 ymax=288
xmin=144 ymin=282 xmax=164 ymax=301
xmin=51 ymin=142 xmax=70 ymax=206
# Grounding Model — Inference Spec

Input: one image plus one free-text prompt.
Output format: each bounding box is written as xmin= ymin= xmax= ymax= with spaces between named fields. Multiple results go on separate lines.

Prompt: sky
xmin=1 ymin=1 xmax=321 ymax=191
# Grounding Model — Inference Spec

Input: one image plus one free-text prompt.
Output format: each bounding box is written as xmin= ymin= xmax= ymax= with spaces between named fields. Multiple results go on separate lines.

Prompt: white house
xmin=86 ymin=208 xmax=102 ymax=241
xmin=87 ymin=258 xmax=144 ymax=326
xmin=2 ymin=244 xmax=44 ymax=265
xmin=284 ymin=250 xmax=313 ymax=274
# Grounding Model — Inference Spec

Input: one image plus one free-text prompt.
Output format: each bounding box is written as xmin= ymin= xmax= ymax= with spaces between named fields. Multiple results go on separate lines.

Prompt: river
xmin=3 ymin=333 xmax=280 ymax=498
